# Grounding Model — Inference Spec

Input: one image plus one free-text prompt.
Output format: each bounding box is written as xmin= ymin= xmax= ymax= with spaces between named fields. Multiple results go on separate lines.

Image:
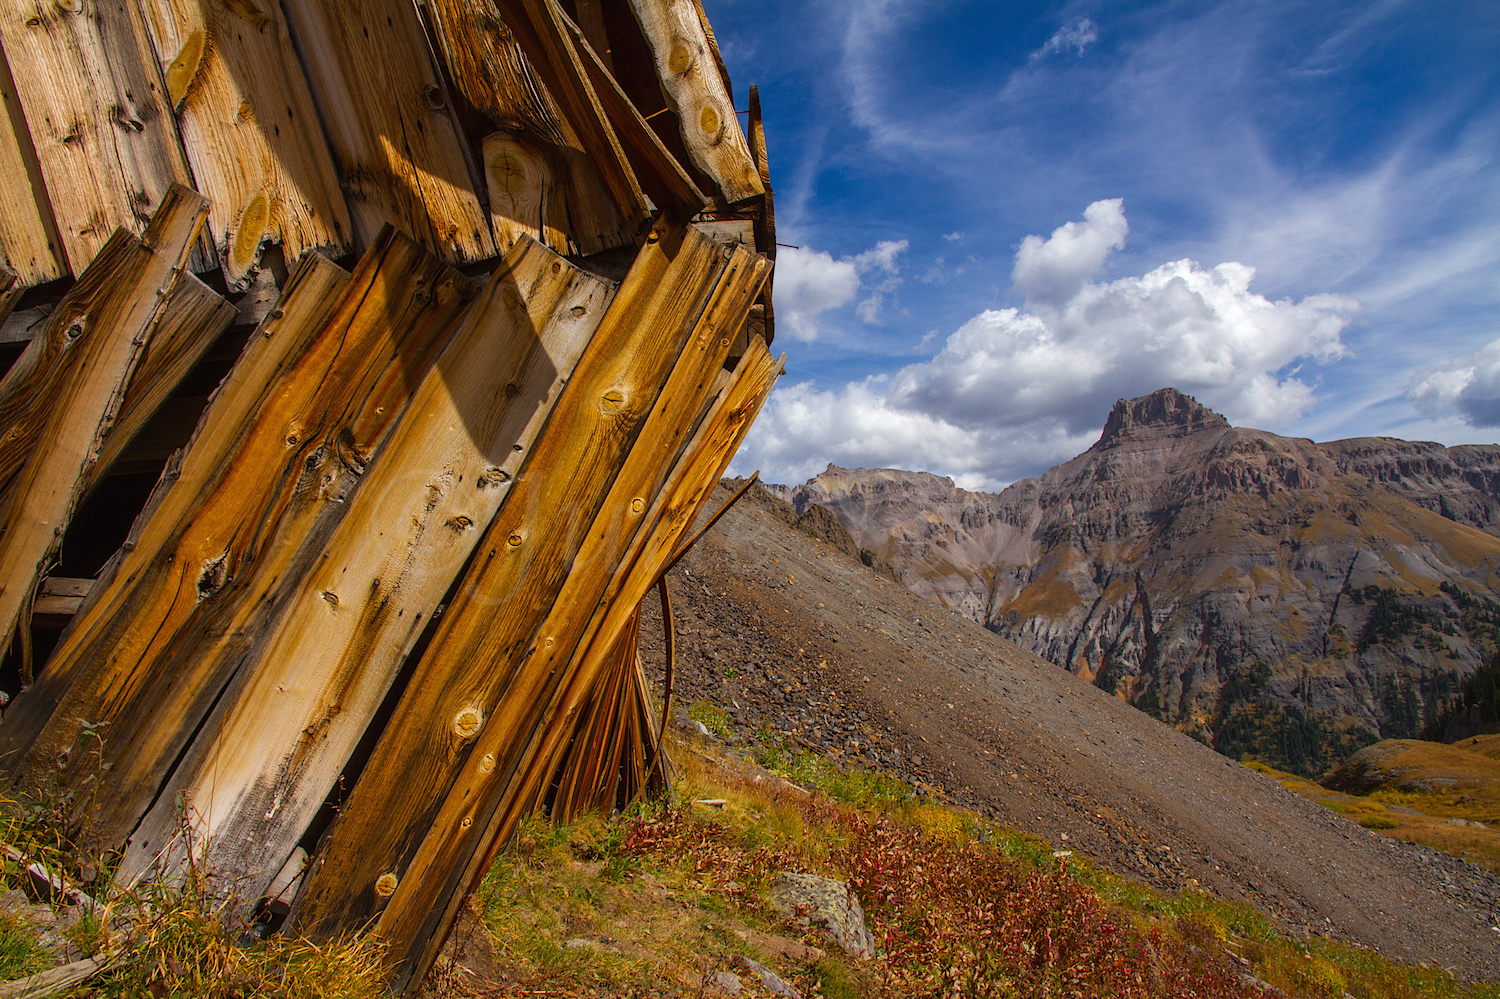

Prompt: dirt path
xmin=638 ymin=484 xmax=1500 ymax=981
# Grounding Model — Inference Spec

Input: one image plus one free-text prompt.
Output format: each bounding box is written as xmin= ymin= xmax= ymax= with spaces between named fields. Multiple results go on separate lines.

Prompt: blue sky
xmin=704 ymin=0 xmax=1500 ymax=490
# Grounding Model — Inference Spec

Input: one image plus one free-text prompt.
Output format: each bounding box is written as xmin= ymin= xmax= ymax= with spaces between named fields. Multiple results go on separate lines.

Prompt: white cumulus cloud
xmin=774 ymin=239 xmax=909 ymax=341
xmin=738 ymin=200 xmax=1361 ymax=486
xmin=1011 ymin=198 xmax=1128 ymax=305
xmin=1410 ymin=338 xmax=1500 ymax=427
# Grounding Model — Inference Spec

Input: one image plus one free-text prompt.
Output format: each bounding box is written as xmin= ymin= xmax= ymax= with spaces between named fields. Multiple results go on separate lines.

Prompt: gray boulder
xmin=769 ymin=871 xmax=875 ymax=960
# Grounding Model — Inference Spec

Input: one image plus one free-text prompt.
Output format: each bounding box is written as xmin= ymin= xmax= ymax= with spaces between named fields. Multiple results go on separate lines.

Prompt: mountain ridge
xmin=776 ymin=388 xmax=1500 ymax=772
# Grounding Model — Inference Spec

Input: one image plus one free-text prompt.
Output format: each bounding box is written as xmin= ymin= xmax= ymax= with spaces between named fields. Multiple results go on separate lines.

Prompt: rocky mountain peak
xmin=1091 ymin=387 xmax=1230 ymax=451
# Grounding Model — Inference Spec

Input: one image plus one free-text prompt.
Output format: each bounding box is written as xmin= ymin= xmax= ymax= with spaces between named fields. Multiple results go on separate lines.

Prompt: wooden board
xmin=299 ymin=243 xmax=766 ymax=987
xmin=481 ymin=130 xmax=628 ymax=257
xmin=0 ymin=185 xmax=208 ymax=656
xmin=280 ymin=0 xmax=495 ymax=265
xmin=492 ymin=0 xmax=649 ymax=234
xmin=120 ymin=236 xmax=614 ymax=904
xmin=396 ymin=332 xmax=780 ymax=989
xmin=626 ymin=0 xmax=762 ymax=204
xmin=83 ymin=272 xmax=234 ymax=494
xmin=0 ymin=47 xmax=63 ymax=286
xmin=0 ymin=2 xmax=202 ymax=275
xmin=0 ymin=250 xmax=350 ymax=792
xmin=289 ymin=223 xmax=734 ymax=947
xmin=564 ymin=9 xmax=707 ymax=219
xmin=421 ymin=0 xmax=571 ymax=149
xmin=137 ymin=0 xmax=353 ymax=291
xmin=1 ymin=233 xmax=474 ymax=853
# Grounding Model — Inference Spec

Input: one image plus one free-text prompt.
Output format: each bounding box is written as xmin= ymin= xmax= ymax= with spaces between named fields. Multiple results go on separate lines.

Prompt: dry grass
xmin=468 ymin=730 xmax=1500 ymax=998
xmin=0 ymin=758 xmax=390 ymax=999
xmin=1246 ymin=752 xmax=1500 ymax=874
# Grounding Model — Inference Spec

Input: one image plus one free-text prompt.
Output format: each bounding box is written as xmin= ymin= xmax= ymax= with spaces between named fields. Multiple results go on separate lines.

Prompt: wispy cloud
xmin=1033 ymin=17 xmax=1099 ymax=59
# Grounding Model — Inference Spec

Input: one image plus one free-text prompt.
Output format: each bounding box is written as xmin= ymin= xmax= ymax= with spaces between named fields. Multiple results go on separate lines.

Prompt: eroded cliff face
xmin=780 ymin=389 xmax=1500 ymax=764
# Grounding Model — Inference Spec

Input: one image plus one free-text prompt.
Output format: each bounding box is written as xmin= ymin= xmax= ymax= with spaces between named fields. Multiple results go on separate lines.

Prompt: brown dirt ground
xmin=637 ymin=482 xmax=1500 ymax=982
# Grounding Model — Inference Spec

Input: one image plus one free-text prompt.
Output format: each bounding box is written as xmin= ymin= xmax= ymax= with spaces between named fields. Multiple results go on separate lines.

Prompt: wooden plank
xmin=492 ymin=0 xmax=650 ymax=233
xmin=334 ymin=245 xmax=765 ymax=988
xmin=1 ymin=234 xmax=473 ymax=852
xmin=0 ymin=185 xmax=208 ymax=655
xmin=483 ymin=131 xmax=629 ymax=256
xmin=0 ymin=266 xmax=17 ymax=330
xmin=421 ymin=0 xmax=571 ymax=148
xmin=120 ymin=235 xmax=614 ymax=903
xmin=690 ymin=0 xmax=734 ymax=108
xmin=83 ymin=272 xmax=234 ymax=494
xmin=563 ymin=9 xmax=708 ymax=219
xmin=626 ymin=0 xmax=762 ymax=204
xmin=573 ymin=0 xmax=615 ymax=75
xmin=692 ymin=218 xmax=753 ymax=246
xmin=0 ymin=249 xmax=350 ymax=792
xmin=398 ymin=334 xmax=780 ymax=989
xmin=280 ymin=0 xmax=495 ymax=265
xmin=747 ymin=84 xmax=774 ymax=345
xmin=289 ymin=223 xmax=735 ymax=950
xmin=0 ymin=2 xmax=201 ymax=274
xmin=31 ymin=575 xmax=93 ymax=616
xmin=424 ymin=1 xmax=637 ymax=256
xmin=0 ymin=47 xmax=63 ymax=286
xmin=137 ymin=0 xmax=353 ymax=291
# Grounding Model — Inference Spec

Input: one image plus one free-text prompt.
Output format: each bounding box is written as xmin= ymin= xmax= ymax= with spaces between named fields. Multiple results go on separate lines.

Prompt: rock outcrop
xmin=778 ymin=389 xmax=1500 ymax=770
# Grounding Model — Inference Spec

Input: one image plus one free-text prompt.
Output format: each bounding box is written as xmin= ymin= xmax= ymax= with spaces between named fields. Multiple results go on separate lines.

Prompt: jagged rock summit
xmin=781 ymin=389 xmax=1500 ymax=773
xmin=1091 ymin=387 xmax=1231 ymax=451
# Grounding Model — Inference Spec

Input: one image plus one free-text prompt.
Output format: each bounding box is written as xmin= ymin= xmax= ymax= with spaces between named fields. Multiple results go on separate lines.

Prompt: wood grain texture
xmin=137 ymin=0 xmax=353 ymax=291
xmin=84 ymin=271 xmax=234 ymax=494
xmin=280 ymin=0 xmax=495 ymax=264
xmin=0 ymin=250 xmax=351 ymax=793
xmin=492 ymin=0 xmax=649 ymax=235
xmin=481 ymin=130 xmax=627 ymax=256
xmin=124 ymin=236 xmax=614 ymax=906
xmin=0 ymin=2 xmax=202 ymax=274
xmin=0 ymin=47 xmax=63 ymax=286
xmin=626 ymin=0 xmax=762 ymax=204
xmin=0 ymin=185 xmax=207 ymax=656
xmin=2 ymin=233 xmax=473 ymax=858
xmin=97 ymin=232 xmax=470 ymax=860
xmin=367 ymin=246 xmax=767 ymax=990
xmin=396 ymin=334 xmax=780 ymax=990
xmin=289 ymin=223 xmax=731 ymax=951
xmin=421 ymin=0 xmax=570 ymax=149
xmin=564 ymin=9 xmax=706 ymax=219
xmin=425 ymin=0 xmax=634 ymax=256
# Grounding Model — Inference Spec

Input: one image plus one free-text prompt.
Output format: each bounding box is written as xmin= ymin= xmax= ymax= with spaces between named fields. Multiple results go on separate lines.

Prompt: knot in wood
xmin=631 ymin=497 xmax=645 ymax=514
xmin=699 ymin=103 xmax=723 ymax=144
xmin=668 ymin=39 xmax=693 ymax=75
xmin=453 ymin=706 xmax=483 ymax=739
xmin=506 ymin=532 xmax=523 ymax=548
xmin=479 ymin=753 xmax=495 ymax=773
xmin=424 ymin=85 xmax=446 ymax=111
xmin=375 ymin=872 xmax=398 ymax=897
xmin=600 ymin=387 xmax=626 ymax=413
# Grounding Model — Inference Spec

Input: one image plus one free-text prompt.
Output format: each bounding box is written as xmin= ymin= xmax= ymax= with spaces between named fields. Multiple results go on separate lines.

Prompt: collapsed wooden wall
xmin=0 ymin=0 xmax=779 ymax=990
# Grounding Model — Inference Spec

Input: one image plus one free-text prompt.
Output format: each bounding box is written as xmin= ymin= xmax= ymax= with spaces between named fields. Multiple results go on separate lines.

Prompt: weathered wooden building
xmin=0 ymin=0 xmax=778 ymax=990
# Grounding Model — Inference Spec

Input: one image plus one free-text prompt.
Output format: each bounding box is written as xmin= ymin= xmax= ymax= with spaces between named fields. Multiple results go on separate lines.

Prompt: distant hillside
xmin=776 ymin=388 xmax=1500 ymax=775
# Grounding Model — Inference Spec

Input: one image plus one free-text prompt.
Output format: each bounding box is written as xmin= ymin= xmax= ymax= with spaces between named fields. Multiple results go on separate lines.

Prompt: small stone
xmin=712 ymin=969 xmax=743 ymax=994
xmin=733 ymin=956 xmax=801 ymax=997
xmin=563 ymin=937 xmax=595 ymax=950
